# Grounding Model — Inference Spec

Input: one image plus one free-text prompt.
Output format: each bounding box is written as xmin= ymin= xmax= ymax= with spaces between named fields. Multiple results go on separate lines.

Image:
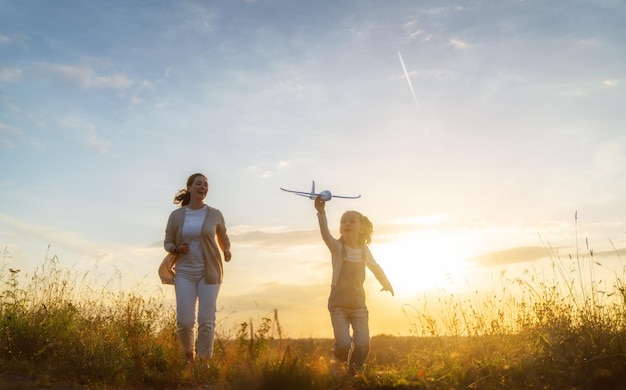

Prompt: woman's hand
xmin=174 ymin=243 xmax=189 ymax=255
xmin=314 ymin=195 xmax=325 ymax=213
xmin=224 ymin=249 xmax=232 ymax=262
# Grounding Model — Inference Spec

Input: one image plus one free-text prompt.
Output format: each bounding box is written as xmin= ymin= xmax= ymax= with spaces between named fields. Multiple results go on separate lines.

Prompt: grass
xmin=3 ymin=223 xmax=626 ymax=389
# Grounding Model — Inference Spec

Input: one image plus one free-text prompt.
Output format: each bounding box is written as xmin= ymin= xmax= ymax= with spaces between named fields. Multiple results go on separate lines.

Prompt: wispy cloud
xmin=0 ymin=121 xmax=46 ymax=151
xmin=448 ymin=38 xmax=468 ymax=49
xmin=0 ymin=67 xmax=21 ymax=82
xmin=84 ymin=129 xmax=112 ymax=153
xmin=0 ymin=214 xmax=103 ymax=258
xmin=222 ymin=280 xmax=328 ymax=312
xmin=402 ymin=17 xmax=420 ymax=36
xmin=34 ymin=62 xmax=133 ymax=90
xmin=247 ymin=160 xmax=291 ymax=178
xmin=0 ymin=122 xmax=22 ymax=148
xmin=469 ymin=246 xmax=549 ymax=267
xmin=231 ymin=227 xmax=319 ymax=249
xmin=230 ymin=218 xmax=450 ymax=250
xmin=58 ymin=117 xmax=112 ymax=153
xmin=576 ymin=38 xmax=598 ymax=47
xmin=0 ymin=34 xmax=28 ymax=45
xmin=422 ymin=6 xmax=464 ymax=16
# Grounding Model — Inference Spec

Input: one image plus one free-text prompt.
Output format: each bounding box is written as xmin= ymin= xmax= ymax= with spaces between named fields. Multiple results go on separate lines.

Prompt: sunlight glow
xmin=375 ymin=232 xmax=470 ymax=297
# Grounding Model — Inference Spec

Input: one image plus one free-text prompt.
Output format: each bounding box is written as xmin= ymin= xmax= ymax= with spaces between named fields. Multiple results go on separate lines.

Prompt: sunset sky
xmin=1 ymin=0 xmax=625 ymax=337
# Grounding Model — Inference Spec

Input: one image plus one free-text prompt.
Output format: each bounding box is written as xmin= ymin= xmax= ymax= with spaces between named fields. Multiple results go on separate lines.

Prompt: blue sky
xmin=1 ymin=0 xmax=625 ymax=337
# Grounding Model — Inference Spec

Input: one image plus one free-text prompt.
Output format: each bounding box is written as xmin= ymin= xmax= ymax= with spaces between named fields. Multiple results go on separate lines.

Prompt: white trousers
xmin=175 ymin=272 xmax=221 ymax=358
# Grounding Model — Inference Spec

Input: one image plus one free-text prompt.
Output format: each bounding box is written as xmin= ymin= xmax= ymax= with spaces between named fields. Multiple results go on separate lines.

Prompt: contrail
xmin=397 ymin=51 xmax=419 ymax=109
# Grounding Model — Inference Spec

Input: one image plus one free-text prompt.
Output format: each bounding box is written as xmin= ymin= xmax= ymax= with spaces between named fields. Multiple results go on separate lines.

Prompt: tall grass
xmin=3 ymin=218 xmax=626 ymax=389
xmin=0 ymin=246 xmax=180 ymax=388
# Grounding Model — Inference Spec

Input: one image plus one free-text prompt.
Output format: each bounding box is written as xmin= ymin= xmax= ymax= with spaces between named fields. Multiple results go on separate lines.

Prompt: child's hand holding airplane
xmin=315 ymin=195 xmax=326 ymax=213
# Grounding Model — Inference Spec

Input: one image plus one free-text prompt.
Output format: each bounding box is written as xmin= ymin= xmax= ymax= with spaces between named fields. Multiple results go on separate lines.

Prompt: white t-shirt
xmin=344 ymin=246 xmax=364 ymax=263
xmin=177 ymin=206 xmax=206 ymax=274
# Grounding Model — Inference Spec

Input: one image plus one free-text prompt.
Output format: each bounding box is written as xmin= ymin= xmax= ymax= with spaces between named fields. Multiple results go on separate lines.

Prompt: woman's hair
xmin=343 ymin=210 xmax=374 ymax=246
xmin=173 ymin=173 xmax=206 ymax=206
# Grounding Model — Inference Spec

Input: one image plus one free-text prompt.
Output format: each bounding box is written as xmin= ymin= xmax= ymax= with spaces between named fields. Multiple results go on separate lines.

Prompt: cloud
xmin=421 ymin=6 xmax=464 ymax=16
xmin=428 ymin=68 xmax=454 ymax=80
xmin=230 ymin=218 xmax=446 ymax=250
xmin=402 ymin=18 xmax=423 ymax=40
xmin=603 ymin=79 xmax=619 ymax=87
xmin=232 ymin=227 xmax=319 ymax=249
xmin=222 ymin=280 xmax=328 ymax=312
xmin=0 ymin=33 xmax=28 ymax=45
xmin=591 ymin=247 xmax=626 ymax=259
xmin=247 ymin=160 xmax=291 ymax=178
xmin=0 ymin=67 xmax=22 ymax=82
xmin=58 ymin=117 xmax=112 ymax=153
xmin=0 ymin=122 xmax=23 ymax=148
xmin=0 ymin=214 xmax=101 ymax=258
xmin=448 ymin=38 xmax=468 ymax=49
xmin=218 ymin=279 xmax=332 ymax=337
xmin=139 ymin=80 xmax=153 ymax=89
xmin=469 ymin=246 xmax=549 ymax=267
xmin=84 ymin=129 xmax=112 ymax=153
xmin=576 ymin=38 xmax=598 ymax=47
xmin=35 ymin=62 xmax=133 ymax=90
xmin=0 ymin=120 xmax=46 ymax=151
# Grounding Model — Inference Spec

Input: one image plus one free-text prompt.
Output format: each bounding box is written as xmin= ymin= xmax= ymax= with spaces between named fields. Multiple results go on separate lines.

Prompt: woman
xmin=164 ymin=173 xmax=231 ymax=362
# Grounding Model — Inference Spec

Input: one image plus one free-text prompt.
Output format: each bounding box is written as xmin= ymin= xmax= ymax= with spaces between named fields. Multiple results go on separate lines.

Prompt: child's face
xmin=340 ymin=212 xmax=362 ymax=240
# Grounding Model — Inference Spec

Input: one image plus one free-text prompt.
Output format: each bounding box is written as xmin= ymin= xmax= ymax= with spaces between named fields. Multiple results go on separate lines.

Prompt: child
xmin=314 ymin=196 xmax=394 ymax=374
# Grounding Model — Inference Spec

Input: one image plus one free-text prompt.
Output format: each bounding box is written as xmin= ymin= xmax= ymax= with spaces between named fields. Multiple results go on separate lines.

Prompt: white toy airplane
xmin=280 ymin=180 xmax=361 ymax=201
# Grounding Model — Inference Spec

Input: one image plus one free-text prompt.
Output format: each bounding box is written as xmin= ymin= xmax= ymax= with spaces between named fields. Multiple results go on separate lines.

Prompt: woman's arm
xmin=164 ymin=209 xmax=189 ymax=255
xmin=216 ymin=210 xmax=232 ymax=261
xmin=164 ymin=212 xmax=177 ymax=254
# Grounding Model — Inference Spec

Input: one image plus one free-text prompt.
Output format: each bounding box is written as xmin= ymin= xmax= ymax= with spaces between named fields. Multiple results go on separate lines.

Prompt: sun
xmin=372 ymin=232 xmax=470 ymax=298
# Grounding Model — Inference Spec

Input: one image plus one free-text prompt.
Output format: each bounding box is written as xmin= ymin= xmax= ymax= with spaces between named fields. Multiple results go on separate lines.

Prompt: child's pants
xmin=175 ymin=272 xmax=221 ymax=359
xmin=329 ymin=307 xmax=370 ymax=370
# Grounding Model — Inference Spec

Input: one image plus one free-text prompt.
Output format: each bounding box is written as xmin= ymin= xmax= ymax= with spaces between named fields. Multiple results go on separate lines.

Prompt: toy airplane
xmin=280 ymin=180 xmax=361 ymax=201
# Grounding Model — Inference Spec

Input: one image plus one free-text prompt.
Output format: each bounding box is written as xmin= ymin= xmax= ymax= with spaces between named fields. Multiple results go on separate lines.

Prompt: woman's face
xmin=188 ymin=175 xmax=209 ymax=202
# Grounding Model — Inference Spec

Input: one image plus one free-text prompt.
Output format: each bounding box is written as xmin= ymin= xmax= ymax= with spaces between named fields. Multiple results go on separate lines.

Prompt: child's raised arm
xmin=315 ymin=196 xmax=336 ymax=249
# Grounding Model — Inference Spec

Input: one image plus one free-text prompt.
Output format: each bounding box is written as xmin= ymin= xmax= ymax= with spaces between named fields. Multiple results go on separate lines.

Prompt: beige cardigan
xmin=164 ymin=205 xmax=230 ymax=284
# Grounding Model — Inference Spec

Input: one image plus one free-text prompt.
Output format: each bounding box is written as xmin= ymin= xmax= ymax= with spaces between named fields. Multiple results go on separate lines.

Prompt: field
xmin=2 ymin=242 xmax=626 ymax=389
